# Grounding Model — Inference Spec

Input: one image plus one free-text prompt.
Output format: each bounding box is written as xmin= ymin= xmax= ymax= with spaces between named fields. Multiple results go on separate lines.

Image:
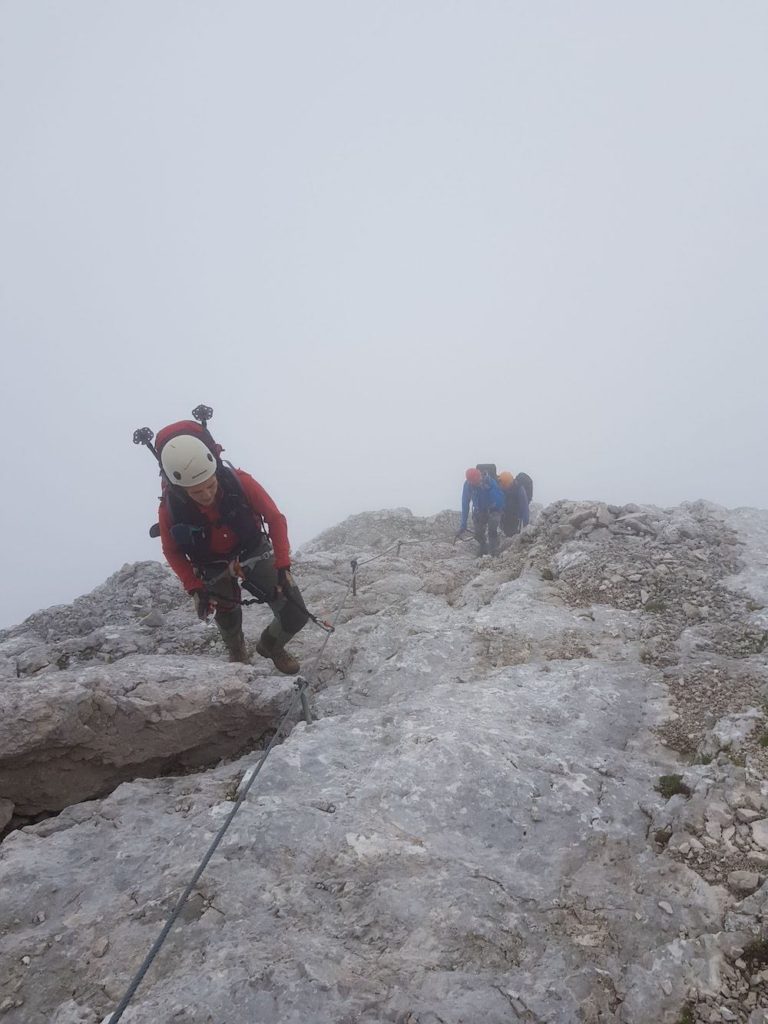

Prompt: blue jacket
xmin=460 ymin=476 xmax=505 ymax=530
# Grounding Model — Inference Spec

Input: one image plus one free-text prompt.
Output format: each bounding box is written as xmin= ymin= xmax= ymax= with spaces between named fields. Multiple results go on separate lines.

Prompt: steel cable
xmin=106 ymin=565 xmax=357 ymax=1023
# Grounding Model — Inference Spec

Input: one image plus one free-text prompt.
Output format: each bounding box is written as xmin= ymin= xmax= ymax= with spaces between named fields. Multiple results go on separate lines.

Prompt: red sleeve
xmin=158 ymin=501 xmax=201 ymax=591
xmin=235 ymin=470 xmax=292 ymax=568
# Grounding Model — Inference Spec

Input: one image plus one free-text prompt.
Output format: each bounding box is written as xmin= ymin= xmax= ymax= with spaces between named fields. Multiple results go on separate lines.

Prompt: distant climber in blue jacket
xmin=457 ymin=467 xmax=505 ymax=555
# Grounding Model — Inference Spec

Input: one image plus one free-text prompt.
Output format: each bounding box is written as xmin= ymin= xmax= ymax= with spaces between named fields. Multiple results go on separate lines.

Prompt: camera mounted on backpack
xmin=132 ymin=426 xmax=158 ymax=460
xmin=192 ymin=404 xmax=214 ymax=429
xmin=132 ymin=404 xmax=216 ymax=464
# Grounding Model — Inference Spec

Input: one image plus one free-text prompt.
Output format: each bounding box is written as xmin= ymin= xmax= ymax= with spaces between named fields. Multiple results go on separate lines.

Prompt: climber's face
xmin=186 ymin=476 xmax=219 ymax=507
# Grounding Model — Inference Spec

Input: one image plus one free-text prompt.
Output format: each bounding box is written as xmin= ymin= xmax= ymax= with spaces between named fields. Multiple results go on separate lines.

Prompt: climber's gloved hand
xmin=190 ymin=588 xmax=213 ymax=620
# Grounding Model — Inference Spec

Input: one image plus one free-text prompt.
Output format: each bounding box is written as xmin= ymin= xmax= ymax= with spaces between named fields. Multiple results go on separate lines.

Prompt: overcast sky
xmin=1 ymin=2 xmax=766 ymax=628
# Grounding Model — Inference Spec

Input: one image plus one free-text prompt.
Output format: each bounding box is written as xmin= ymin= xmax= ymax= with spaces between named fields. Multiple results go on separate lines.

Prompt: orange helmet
xmin=498 ymin=471 xmax=515 ymax=490
xmin=465 ymin=468 xmax=482 ymax=486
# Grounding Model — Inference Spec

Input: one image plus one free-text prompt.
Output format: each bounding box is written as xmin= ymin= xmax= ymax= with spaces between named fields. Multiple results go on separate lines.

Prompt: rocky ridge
xmin=1 ymin=499 xmax=768 ymax=1023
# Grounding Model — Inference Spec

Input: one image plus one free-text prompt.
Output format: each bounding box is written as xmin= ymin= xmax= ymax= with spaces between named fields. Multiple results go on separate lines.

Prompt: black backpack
xmin=516 ymin=472 xmax=533 ymax=502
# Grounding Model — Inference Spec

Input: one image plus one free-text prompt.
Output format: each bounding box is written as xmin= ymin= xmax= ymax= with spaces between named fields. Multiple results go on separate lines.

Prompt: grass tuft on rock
xmin=653 ymin=828 xmax=672 ymax=848
xmin=655 ymin=774 xmax=691 ymax=800
xmin=677 ymin=1005 xmax=695 ymax=1024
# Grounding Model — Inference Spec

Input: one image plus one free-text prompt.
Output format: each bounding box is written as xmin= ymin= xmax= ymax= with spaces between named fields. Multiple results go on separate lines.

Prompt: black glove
xmin=190 ymin=589 xmax=212 ymax=620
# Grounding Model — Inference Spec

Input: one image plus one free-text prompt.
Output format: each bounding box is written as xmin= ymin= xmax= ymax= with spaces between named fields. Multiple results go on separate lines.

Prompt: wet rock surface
xmin=1 ymin=500 xmax=768 ymax=1023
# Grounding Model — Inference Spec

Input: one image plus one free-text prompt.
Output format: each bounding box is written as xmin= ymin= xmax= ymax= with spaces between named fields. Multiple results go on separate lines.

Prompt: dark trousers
xmin=200 ymin=539 xmax=309 ymax=650
xmin=501 ymin=507 xmax=521 ymax=537
xmin=473 ymin=508 xmax=501 ymax=554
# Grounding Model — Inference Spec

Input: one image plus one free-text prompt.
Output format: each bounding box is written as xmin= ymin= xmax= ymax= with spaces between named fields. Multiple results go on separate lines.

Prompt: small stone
xmin=34 ymin=912 xmax=46 ymax=924
xmin=20 ymin=956 xmax=30 ymax=966
xmin=16 ymin=646 xmax=51 ymax=675
xmin=660 ymin=979 xmax=673 ymax=995
xmin=92 ymin=936 xmax=109 ymax=958
xmin=596 ymin=506 xmax=614 ymax=526
xmin=705 ymin=821 xmax=722 ymax=841
xmin=751 ymin=819 xmax=768 ymax=850
xmin=747 ymin=851 xmax=768 ymax=868
xmin=640 ymin=589 xmax=650 ymax=605
xmin=658 ymin=900 xmax=674 ymax=915
xmin=706 ymin=803 xmax=733 ymax=828
xmin=721 ymin=1010 xmax=737 ymax=1022
xmin=738 ymin=808 xmax=762 ymax=823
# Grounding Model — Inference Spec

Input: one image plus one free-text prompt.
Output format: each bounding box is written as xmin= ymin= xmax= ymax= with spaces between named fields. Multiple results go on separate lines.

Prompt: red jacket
xmin=159 ymin=469 xmax=292 ymax=591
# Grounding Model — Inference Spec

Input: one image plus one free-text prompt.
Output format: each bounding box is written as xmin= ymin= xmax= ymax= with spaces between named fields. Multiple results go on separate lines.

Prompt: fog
xmin=1 ymin=2 xmax=766 ymax=628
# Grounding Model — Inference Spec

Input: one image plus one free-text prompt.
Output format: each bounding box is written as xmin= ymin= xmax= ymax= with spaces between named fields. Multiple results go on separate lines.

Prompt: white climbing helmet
xmin=160 ymin=434 xmax=217 ymax=487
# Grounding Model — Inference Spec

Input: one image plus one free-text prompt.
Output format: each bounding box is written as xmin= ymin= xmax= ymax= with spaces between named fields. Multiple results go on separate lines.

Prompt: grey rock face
xmin=0 ymin=561 xmax=319 ymax=817
xmin=0 ymin=797 xmax=13 ymax=831
xmin=0 ymin=655 xmax=296 ymax=814
xmin=1 ymin=500 xmax=768 ymax=1023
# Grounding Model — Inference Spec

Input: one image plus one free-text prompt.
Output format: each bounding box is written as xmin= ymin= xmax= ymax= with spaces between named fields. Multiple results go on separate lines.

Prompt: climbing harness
xmin=201 ymin=556 xmax=335 ymax=634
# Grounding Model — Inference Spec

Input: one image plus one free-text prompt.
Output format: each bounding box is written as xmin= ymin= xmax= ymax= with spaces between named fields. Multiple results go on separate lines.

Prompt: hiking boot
xmin=255 ymin=634 xmax=300 ymax=675
xmin=270 ymin=647 xmax=300 ymax=675
xmin=255 ymin=630 xmax=275 ymax=659
xmin=225 ymin=632 xmax=250 ymax=664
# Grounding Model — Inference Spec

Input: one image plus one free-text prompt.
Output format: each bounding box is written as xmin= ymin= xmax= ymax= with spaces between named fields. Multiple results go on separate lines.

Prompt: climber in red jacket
xmin=154 ymin=419 xmax=308 ymax=674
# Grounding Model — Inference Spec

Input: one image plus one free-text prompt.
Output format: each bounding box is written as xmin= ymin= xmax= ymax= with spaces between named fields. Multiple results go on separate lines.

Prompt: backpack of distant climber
xmin=516 ymin=472 xmax=533 ymax=503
